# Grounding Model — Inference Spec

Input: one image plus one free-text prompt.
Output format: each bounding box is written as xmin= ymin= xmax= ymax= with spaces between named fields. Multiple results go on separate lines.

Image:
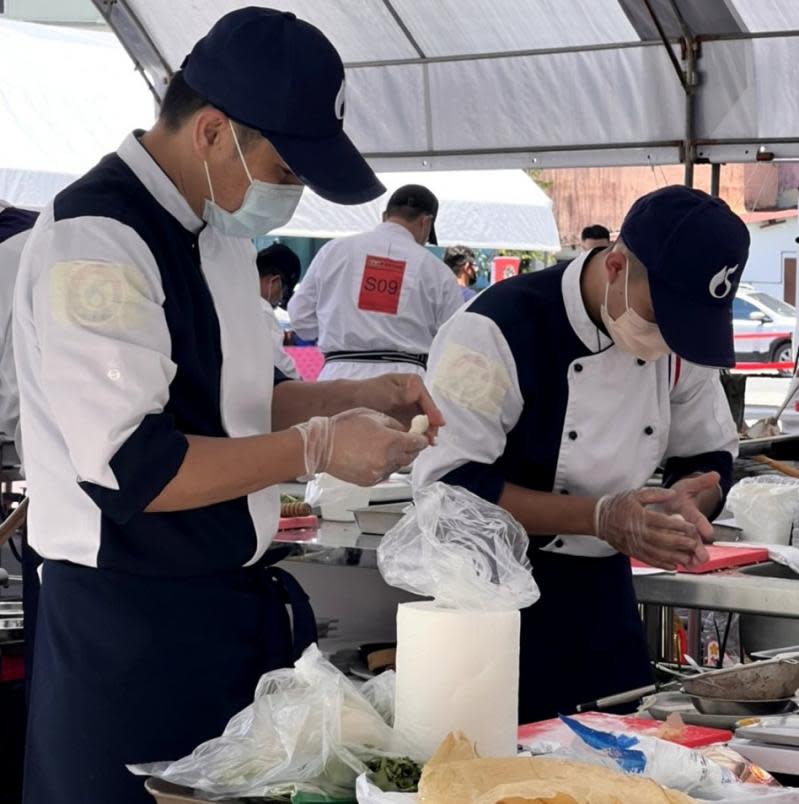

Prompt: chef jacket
xmin=413 ymin=252 xmax=737 ymax=557
xmin=288 ymin=221 xmax=463 ymax=380
xmin=0 ymin=205 xmax=38 ymax=451
xmin=261 ymin=298 xmax=300 ymax=380
xmin=13 ymin=132 xmax=285 ymax=575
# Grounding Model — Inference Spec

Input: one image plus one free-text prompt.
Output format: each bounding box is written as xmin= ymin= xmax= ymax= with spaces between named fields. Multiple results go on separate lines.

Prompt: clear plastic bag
xmin=727 ymin=476 xmax=799 ymax=545
xmin=361 ymin=670 xmax=396 ymax=727
xmin=377 ymin=482 xmax=539 ymax=611
xmin=305 ymin=472 xmax=372 ymax=522
xmin=129 ymin=645 xmax=420 ymax=800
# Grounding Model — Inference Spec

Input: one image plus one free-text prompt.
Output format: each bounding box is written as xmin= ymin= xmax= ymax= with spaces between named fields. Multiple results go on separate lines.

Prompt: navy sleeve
xmin=79 ymin=412 xmax=189 ymax=524
xmin=274 ymin=367 xmax=292 ymax=386
xmin=441 ymin=462 xmax=506 ymax=505
xmin=662 ymin=450 xmax=733 ymax=520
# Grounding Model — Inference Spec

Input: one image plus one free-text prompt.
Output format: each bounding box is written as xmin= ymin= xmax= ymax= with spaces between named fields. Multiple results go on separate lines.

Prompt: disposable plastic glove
xmin=293 ymin=408 xmax=429 ymax=486
xmin=594 ymin=488 xmax=709 ymax=570
xmin=655 ymin=472 xmax=721 ymax=543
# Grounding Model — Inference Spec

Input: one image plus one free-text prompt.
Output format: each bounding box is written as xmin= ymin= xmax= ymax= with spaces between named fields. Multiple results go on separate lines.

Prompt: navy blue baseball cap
xmin=181 ymin=7 xmax=384 ymax=205
xmin=620 ymin=185 xmax=750 ymax=368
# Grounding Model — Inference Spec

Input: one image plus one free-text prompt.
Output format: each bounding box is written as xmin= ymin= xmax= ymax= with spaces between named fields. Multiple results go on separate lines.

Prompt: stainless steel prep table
xmin=274 ymin=522 xmax=799 ymax=661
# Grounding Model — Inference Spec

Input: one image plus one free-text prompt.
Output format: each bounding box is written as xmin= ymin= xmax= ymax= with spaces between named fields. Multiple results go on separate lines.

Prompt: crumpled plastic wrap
xmin=377 ymin=482 xmax=539 ymax=611
xmin=518 ymin=716 xmax=799 ymax=803
xmin=129 ymin=645 xmax=421 ymax=800
xmin=727 ymin=476 xmax=799 ymax=545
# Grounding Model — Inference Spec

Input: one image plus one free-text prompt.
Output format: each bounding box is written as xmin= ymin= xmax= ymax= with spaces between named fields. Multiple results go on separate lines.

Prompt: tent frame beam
xmin=88 ymin=1 xmax=799 ymax=173
xmin=91 ymin=0 xmax=172 ymax=100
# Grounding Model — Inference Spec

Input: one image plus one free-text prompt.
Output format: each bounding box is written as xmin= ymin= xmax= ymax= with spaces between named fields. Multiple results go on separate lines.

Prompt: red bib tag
xmin=357 ymin=255 xmax=406 ymax=315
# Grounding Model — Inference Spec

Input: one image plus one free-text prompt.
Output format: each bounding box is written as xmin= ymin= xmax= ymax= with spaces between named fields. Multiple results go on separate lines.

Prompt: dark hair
xmin=443 ymin=245 xmax=476 ymax=262
xmin=257 ymin=243 xmax=301 ymax=287
xmin=159 ymin=70 xmax=262 ymax=149
xmin=444 ymin=253 xmax=469 ymax=276
xmin=581 ymin=224 xmax=611 ymax=241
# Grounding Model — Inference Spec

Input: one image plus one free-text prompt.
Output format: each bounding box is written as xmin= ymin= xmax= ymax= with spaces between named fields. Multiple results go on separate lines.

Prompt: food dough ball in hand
xmin=409 ymin=414 xmax=430 ymax=435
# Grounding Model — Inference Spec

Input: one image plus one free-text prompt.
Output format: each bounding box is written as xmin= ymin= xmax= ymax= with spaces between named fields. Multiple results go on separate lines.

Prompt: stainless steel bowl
xmin=688 ymin=695 xmax=796 ymax=717
xmin=681 ymin=658 xmax=799 ymax=701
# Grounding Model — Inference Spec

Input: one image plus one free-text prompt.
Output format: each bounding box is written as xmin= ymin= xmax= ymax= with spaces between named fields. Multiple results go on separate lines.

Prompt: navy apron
xmin=518 ymin=545 xmax=652 ymax=725
xmin=23 ymin=551 xmax=316 ymax=804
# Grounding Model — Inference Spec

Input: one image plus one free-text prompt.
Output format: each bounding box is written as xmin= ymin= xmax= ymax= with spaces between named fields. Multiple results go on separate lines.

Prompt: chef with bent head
xmin=414 ymin=186 xmax=749 ymax=724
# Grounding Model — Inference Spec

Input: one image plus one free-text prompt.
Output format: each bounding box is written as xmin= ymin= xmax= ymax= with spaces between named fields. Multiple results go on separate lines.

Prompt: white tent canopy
xmin=94 ymin=0 xmax=799 ymax=173
xmin=274 ymin=170 xmax=560 ymax=250
xmin=0 ymin=18 xmax=154 ymax=207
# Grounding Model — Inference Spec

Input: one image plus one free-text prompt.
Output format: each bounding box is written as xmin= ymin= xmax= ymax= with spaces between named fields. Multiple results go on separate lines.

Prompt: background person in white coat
xmin=288 ymin=184 xmax=463 ymax=380
xmin=414 ymin=186 xmax=750 ymax=725
xmin=257 ymin=243 xmax=301 ymax=380
xmin=0 ymin=202 xmax=38 ymax=454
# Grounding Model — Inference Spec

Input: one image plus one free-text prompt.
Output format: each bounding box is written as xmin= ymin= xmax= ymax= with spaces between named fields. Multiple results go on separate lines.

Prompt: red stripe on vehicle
xmin=733 ymin=332 xmax=792 ymax=340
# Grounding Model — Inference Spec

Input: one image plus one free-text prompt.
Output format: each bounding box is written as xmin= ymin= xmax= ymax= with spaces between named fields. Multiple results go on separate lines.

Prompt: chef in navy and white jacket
xmin=288 ymin=184 xmax=463 ymax=380
xmin=13 ymin=10 xmax=440 ymax=804
xmin=414 ymin=186 xmax=750 ymax=723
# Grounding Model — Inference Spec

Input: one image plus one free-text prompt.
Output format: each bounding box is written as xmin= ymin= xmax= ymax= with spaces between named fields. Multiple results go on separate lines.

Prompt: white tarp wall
xmin=0 ymin=18 xmax=154 ymax=207
xmin=94 ymin=0 xmax=799 ymax=171
xmin=275 ymin=170 xmax=560 ymax=251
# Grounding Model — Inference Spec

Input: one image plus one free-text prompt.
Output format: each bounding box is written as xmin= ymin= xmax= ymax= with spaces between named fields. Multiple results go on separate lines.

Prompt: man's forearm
xmin=272 ymin=379 xmax=366 ymax=430
xmin=498 ymin=482 xmax=598 ymax=536
xmin=146 ymin=429 xmax=306 ymax=512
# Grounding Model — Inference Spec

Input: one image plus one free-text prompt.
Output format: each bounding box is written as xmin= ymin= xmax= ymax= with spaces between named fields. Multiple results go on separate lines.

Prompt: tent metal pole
xmin=640 ymin=0 xmax=686 ymax=89
xmin=682 ymin=36 xmax=697 ymax=188
xmin=711 ymin=163 xmax=721 ymax=197
xmin=664 ymin=0 xmax=698 ymax=188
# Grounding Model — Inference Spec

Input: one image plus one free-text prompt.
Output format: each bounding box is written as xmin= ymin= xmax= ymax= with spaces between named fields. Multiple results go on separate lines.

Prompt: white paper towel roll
xmin=393 ymin=601 xmax=520 ymax=759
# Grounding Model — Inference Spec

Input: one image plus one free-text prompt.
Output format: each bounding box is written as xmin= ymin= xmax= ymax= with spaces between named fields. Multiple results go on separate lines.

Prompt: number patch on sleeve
xmin=357 ymin=255 xmax=406 ymax=314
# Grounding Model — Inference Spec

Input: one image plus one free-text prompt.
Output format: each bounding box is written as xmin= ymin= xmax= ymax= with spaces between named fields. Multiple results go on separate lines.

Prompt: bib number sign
xmin=358 ymin=255 xmax=406 ymax=314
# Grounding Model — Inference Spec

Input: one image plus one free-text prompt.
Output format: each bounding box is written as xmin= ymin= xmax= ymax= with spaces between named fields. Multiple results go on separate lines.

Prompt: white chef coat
xmin=13 ymin=132 xmax=282 ymax=573
xmin=288 ymin=221 xmax=463 ymax=380
xmin=261 ymin=298 xmax=300 ymax=380
xmin=0 ymin=227 xmax=31 ymax=451
xmin=413 ymin=252 xmax=738 ymax=557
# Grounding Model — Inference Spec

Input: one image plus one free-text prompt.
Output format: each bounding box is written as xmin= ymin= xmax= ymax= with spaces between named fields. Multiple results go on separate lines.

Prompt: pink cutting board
xmin=631 ymin=544 xmax=769 ymax=574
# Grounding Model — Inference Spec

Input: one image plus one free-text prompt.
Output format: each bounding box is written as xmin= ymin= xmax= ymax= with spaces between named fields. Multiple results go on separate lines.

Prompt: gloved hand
xmin=594 ymin=487 xmax=709 ymax=570
xmin=293 ymin=408 xmax=429 ymax=486
xmin=655 ymin=471 xmax=721 ymax=543
xmin=356 ymin=373 xmax=444 ymax=444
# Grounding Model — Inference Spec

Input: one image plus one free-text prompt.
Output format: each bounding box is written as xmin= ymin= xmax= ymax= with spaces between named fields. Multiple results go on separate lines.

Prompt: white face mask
xmin=202 ymin=121 xmax=304 ymax=238
xmin=600 ymin=261 xmax=670 ymax=362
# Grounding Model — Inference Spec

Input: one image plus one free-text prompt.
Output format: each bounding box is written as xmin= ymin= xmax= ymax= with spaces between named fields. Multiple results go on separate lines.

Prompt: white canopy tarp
xmin=274 ymin=169 xmax=560 ymax=251
xmin=0 ymin=18 xmax=154 ymax=207
xmin=94 ymin=0 xmax=799 ymax=171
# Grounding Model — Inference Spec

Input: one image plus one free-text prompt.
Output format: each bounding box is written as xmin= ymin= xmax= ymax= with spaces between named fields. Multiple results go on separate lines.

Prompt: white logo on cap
xmin=708 ymin=264 xmax=739 ymax=299
xmin=334 ymin=80 xmax=346 ymax=120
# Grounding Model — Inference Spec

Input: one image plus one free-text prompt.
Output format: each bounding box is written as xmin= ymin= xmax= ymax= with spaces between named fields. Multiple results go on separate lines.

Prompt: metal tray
xmin=738 ymin=432 xmax=799 ymax=457
xmin=688 ymin=694 xmax=796 ymax=717
xmin=647 ymin=691 xmax=749 ymax=730
xmin=736 ymin=715 xmax=799 ymax=748
xmin=353 ymin=502 xmax=412 ymax=535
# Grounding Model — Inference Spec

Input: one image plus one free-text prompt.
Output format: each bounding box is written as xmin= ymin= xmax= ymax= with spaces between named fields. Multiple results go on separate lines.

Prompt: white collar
xmin=116 ymin=131 xmax=204 ymax=235
xmin=376 ymin=221 xmax=417 ymax=242
xmin=561 ymin=251 xmax=612 ymax=353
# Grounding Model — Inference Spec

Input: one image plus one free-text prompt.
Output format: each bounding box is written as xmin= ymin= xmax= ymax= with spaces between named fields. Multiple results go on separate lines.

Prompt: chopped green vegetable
xmin=280 ymin=494 xmax=303 ymax=505
xmin=366 ymin=756 xmax=422 ymax=793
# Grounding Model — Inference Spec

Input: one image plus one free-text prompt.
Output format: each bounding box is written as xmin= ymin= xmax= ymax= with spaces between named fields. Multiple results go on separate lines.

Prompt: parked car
xmin=733 ymin=285 xmax=795 ymax=367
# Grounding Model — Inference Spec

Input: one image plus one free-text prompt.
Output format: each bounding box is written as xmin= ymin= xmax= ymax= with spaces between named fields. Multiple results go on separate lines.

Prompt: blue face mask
xmin=202 ymin=121 xmax=303 ymax=238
